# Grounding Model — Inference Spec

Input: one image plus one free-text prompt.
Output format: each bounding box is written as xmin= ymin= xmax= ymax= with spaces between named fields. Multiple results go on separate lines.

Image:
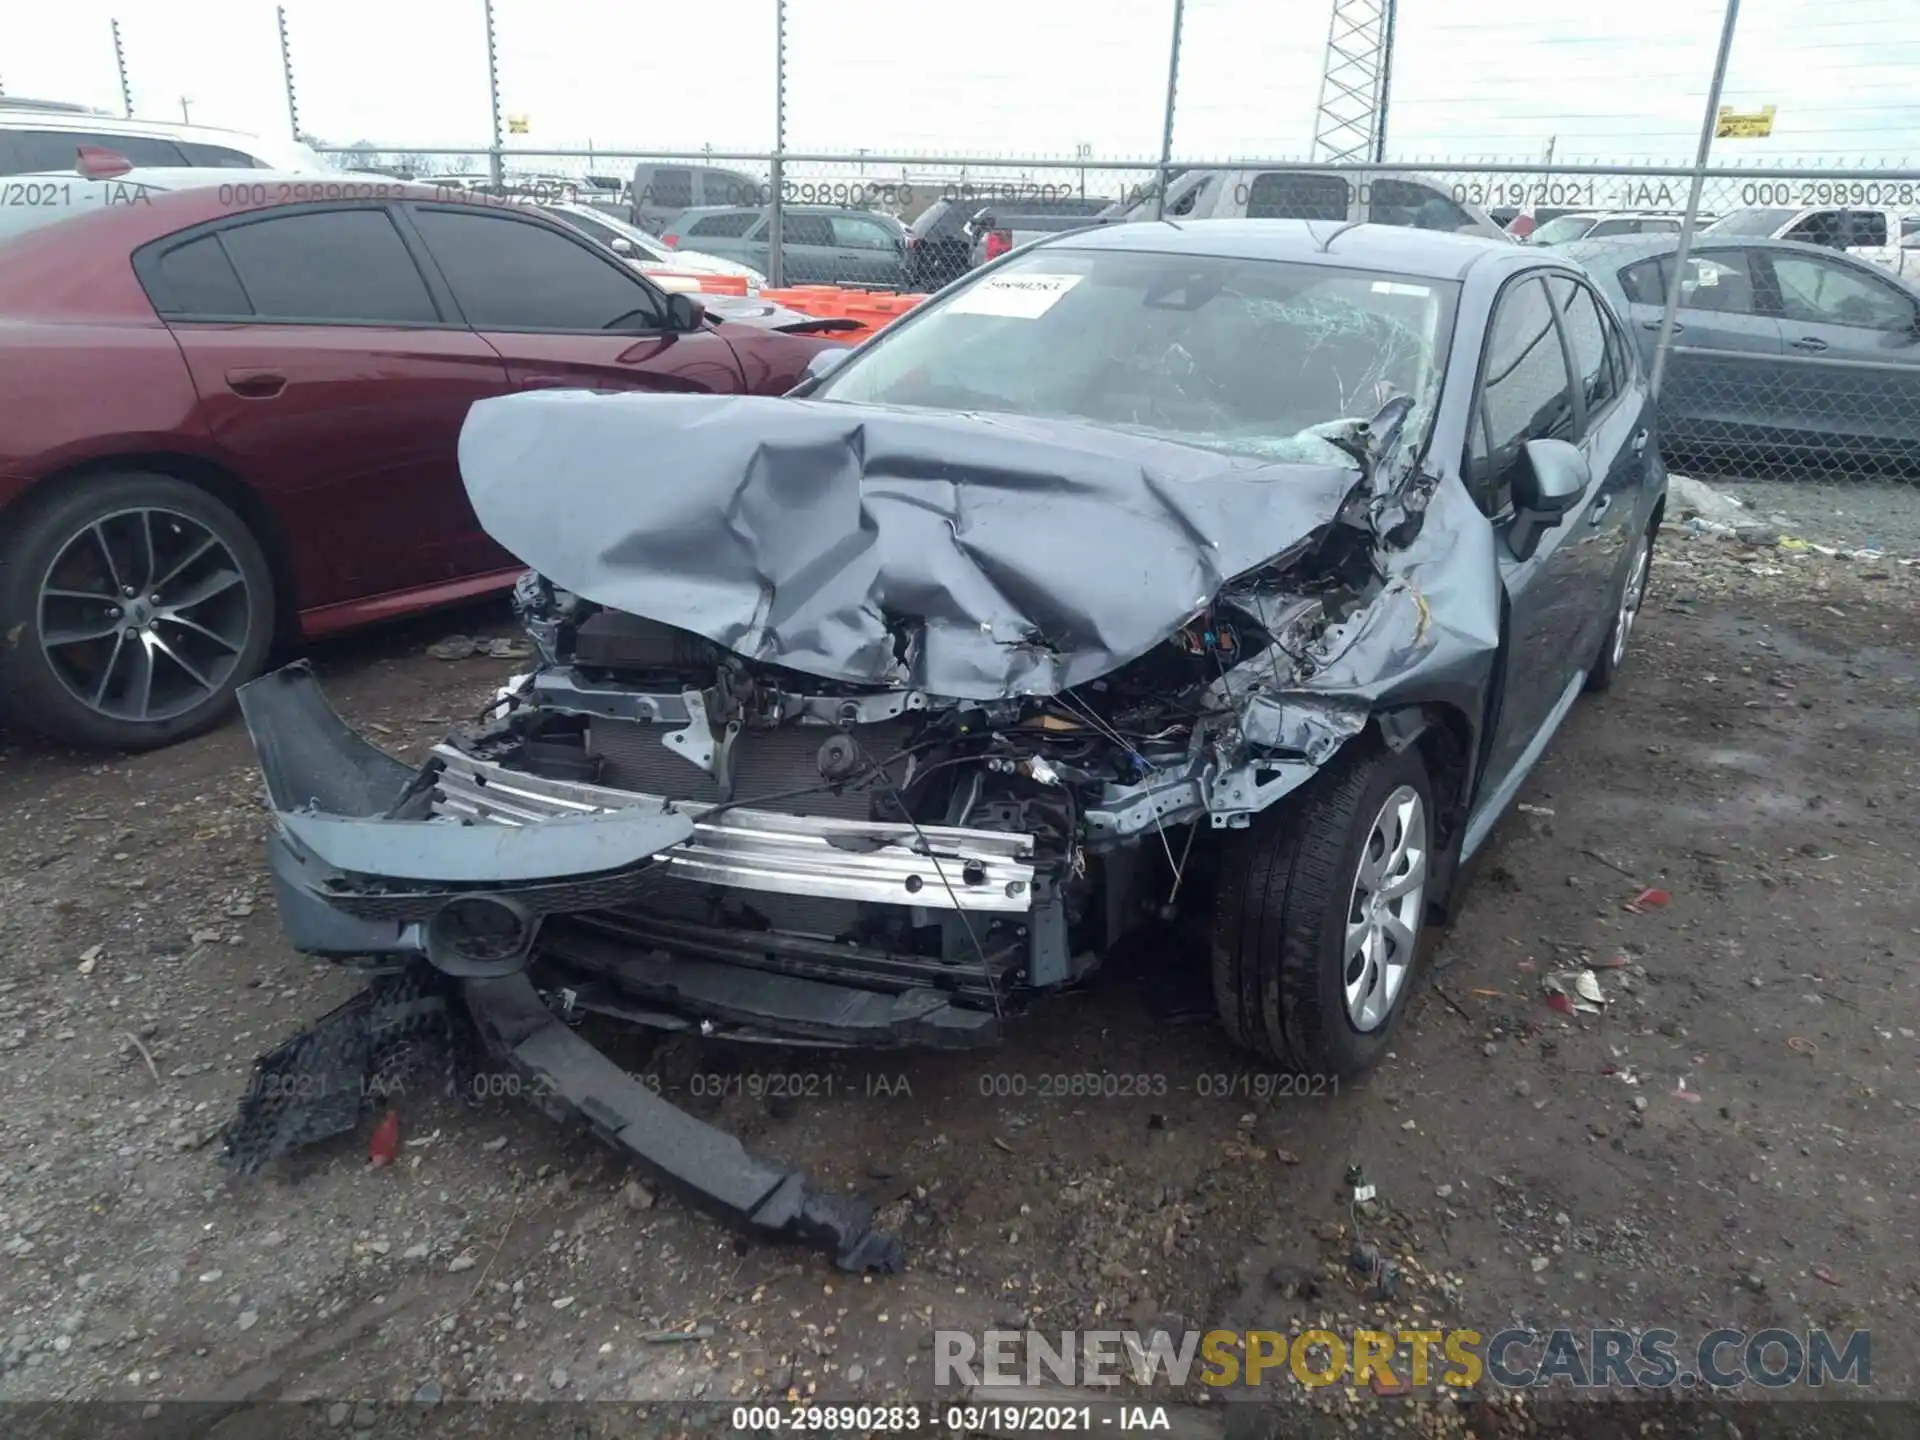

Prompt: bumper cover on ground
xmin=233 ymin=664 xmax=908 ymax=1271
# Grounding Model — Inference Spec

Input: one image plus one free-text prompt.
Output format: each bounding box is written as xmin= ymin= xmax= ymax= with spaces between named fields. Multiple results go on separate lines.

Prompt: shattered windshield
xmin=812 ymin=247 xmax=1457 ymax=462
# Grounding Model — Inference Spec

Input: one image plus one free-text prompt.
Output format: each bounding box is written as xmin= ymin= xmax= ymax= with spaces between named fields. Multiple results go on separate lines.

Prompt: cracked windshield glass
xmin=813 ymin=247 xmax=1457 ymax=461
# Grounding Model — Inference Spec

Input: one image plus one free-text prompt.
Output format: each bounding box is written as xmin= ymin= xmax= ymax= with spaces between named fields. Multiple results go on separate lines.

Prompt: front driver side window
xmin=1467 ymin=276 xmax=1578 ymax=516
xmin=408 ymin=206 xmax=663 ymax=331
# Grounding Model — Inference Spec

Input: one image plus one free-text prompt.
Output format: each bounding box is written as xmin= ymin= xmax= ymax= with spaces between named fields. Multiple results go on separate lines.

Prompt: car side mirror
xmin=1507 ymin=438 xmax=1591 ymax=561
xmin=665 ymin=292 xmax=706 ymax=332
xmin=609 ymin=236 xmax=635 ymax=256
xmin=798 ymin=346 xmax=852 ymax=389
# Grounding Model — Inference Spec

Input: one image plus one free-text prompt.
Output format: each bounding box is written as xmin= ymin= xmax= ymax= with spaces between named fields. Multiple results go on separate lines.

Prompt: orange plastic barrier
xmin=695 ymin=275 xmax=751 ymax=296
xmin=753 ymin=285 xmax=932 ymax=340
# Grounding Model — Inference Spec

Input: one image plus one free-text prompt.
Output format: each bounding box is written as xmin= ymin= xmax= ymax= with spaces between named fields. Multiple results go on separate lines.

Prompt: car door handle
xmin=224 ymin=368 xmax=285 ymax=398
xmin=1641 ymin=319 xmax=1683 ymax=334
xmin=1631 ymin=429 xmax=1650 ymax=455
xmin=1790 ymin=335 xmax=1829 ymax=353
xmin=1588 ymin=494 xmax=1613 ymax=526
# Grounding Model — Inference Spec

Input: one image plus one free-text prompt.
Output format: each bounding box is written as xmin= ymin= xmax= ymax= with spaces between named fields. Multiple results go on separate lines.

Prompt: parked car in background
xmin=664 ymin=205 xmax=910 ymax=288
xmin=0 ymin=174 xmax=841 ymax=751
xmin=0 ymin=98 xmax=326 ymax=175
xmin=1703 ymin=204 xmax=1920 ymax=279
xmin=1565 ymin=233 xmax=1920 ymax=471
xmin=629 ymin=162 xmax=763 ymax=234
xmin=1108 ymin=168 xmax=1510 ymax=241
xmin=906 ymin=193 xmax=1111 ymax=289
xmin=1528 ymin=212 xmax=1694 ymax=246
xmin=540 ymin=201 xmax=767 ymax=288
xmin=1490 ymin=206 xmax=1584 ymax=237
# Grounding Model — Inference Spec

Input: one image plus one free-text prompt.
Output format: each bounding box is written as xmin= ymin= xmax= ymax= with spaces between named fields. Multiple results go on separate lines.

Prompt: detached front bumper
xmin=235 ymin=663 xmax=905 ymax=1273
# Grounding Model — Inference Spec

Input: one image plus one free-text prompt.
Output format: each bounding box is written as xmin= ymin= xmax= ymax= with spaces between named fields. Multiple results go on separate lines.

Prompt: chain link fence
xmin=35 ymin=0 xmax=1914 ymax=521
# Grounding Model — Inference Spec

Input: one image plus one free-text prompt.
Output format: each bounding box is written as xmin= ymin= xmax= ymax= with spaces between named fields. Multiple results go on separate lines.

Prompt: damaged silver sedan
xmin=233 ymin=219 xmax=1666 ymax=1270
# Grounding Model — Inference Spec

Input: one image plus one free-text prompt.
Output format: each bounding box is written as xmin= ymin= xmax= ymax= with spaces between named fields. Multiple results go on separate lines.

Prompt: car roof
xmin=673 ymin=203 xmax=899 ymax=217
xmin=13 ymin=165 xmax=322 ymax=190
xmin=1 ymin=107 xmax=265 ymax=143
xmin=1037 ymin=218 xmax=1522 ymax=280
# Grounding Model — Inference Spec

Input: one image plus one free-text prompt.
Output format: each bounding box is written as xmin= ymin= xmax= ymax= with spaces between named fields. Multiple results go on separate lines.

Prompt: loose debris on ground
xmin=0 ymin=509 xmax=1915 ymax=1434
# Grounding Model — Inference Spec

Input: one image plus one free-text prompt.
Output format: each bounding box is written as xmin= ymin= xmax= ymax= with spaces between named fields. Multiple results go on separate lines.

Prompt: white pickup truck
xmin=1702 ymin=204 xmax=1920 ymax=279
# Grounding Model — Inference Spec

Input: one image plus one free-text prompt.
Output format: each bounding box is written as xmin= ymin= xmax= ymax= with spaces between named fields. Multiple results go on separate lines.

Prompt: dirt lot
xmin=1 ymin=526 xmax=1915 ymax=1437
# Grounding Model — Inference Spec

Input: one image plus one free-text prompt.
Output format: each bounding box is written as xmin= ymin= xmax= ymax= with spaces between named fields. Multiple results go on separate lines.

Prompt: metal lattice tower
xmin=1311 ymin=0 xmax=1398 ymax=164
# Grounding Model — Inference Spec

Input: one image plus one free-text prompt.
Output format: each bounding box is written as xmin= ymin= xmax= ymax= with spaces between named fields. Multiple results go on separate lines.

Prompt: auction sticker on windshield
xmin=947 ymin=273 xmax=1084 ymax=318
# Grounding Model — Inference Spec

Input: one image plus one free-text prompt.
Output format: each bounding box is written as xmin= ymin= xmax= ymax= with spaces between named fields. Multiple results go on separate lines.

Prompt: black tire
xmin=1587 ymin=522 xmax=1654 ymax=693
xmin=1210 ymin=742 xmax=1435 ymax=1077
xmin=0 ymin=473 xmax=275 ymax=751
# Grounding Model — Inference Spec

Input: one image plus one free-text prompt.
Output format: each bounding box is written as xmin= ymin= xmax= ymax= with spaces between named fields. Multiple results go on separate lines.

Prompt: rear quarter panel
xmin=721 ymin=326 xmax=841 ymax=395
xmin=0 ymin=211 xmax=209 ymax=509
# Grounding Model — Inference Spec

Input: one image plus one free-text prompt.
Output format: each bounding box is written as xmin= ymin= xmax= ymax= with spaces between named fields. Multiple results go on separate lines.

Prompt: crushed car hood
xmin=458 ymin=392 xmax=1363 ymax=699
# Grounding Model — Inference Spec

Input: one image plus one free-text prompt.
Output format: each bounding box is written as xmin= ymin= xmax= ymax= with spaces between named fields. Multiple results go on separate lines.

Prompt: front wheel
xmin=1210 ymin=743 xmax=1435 ymax=1077
xmin=1587 ymin=524 xmax=1653 ymax=693
xmin=0 ymin=473 xmax=276 ymax=750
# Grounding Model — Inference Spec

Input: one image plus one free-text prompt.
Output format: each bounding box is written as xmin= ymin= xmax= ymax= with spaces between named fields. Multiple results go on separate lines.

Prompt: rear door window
xmin=830 ymin=214 xmax=898 ymax=250
xmin=217 ymin=207 xmax=439 ymax=323
xmin=1244 ymin=172 xmax=1350 ymax=221
xmin=1845 ymin=211 xmax=1889 ymax=247
xmin=685 ymin=211 xmax=759 ymax=239
xmin=1784 ymin=210 xmax=1850 ymax=248
xmin=0 ymin=128 xmax=188 ymax=174
xmin=647 ymin=168 xmax=694 ymax=210
xmin=409 ymin=205 xmax=663 ymax=331
xmin=174 ymin=141 xmax=266 ymax=168
xmin=1620 ymin=251 xmax=1758 ymax=314
xmin=141 ymin=233 xmax=252 ymax=315
xmin=781 ymin=214 xmax=835 ymax=247
xmin=1368 ymin=179 xmax=1479 ymax=232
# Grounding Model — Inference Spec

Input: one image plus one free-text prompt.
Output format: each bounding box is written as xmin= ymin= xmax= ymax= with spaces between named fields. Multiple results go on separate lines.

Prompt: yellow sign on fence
xmin=506 ymin=114 xmax=530 ymax=134
xmin=1716 ymin=105 xmax=1776 ymax=138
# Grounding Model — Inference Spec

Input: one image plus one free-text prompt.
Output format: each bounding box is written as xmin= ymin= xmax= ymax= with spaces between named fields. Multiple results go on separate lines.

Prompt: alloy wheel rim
xmin=36 ymin=507 xmax=251 ymax=724
xmin=1343 ymin=785 xmax=1428 ymax=1032
xmin=1613 ymin=536 xmax=1651 ymax=668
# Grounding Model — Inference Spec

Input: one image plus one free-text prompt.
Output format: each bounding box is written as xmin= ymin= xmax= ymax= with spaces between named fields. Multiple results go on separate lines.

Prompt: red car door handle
xmin=225 ymin=368 xmax=286 ymax=398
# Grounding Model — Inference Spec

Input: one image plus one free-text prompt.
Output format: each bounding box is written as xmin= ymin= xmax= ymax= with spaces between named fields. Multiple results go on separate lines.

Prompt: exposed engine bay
xmin=440 ymin=535 xmax=1373 ymax=1025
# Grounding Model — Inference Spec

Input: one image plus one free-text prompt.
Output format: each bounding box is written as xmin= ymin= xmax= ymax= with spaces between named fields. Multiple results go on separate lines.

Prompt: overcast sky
xmin=9 ymin=0 xmax=1918 ymax=175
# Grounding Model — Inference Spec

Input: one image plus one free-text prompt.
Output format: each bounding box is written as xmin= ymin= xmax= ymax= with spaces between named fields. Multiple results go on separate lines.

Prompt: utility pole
xmin=179 ymin=96 xmax=192 ymax=125
xmin=277 ymin=6 xmax=301 ymax=140
xmin=111 ymin=19 xmax=134 ymax=117
xmin=1649 ymin=0 xmax=1741 ymax=399
xmin=483 ymin=0 xmax=504 ymax=188
xmin=768 ymin=0 xmax=787 ymax=286
xmin=1154 ymin=0 xmax=1185 ymax=220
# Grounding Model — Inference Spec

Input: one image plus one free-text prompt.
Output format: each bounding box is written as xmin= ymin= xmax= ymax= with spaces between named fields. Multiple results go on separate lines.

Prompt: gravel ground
xmin=0 ymin=530 xmax=1915 ymax=1438
xmin=1677 ymin=467 xmax=1920 ymax=558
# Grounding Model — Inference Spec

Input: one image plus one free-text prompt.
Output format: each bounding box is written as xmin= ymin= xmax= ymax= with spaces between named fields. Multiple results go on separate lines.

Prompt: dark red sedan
xmin=0 ymin=172 xmax=839 ymax=750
